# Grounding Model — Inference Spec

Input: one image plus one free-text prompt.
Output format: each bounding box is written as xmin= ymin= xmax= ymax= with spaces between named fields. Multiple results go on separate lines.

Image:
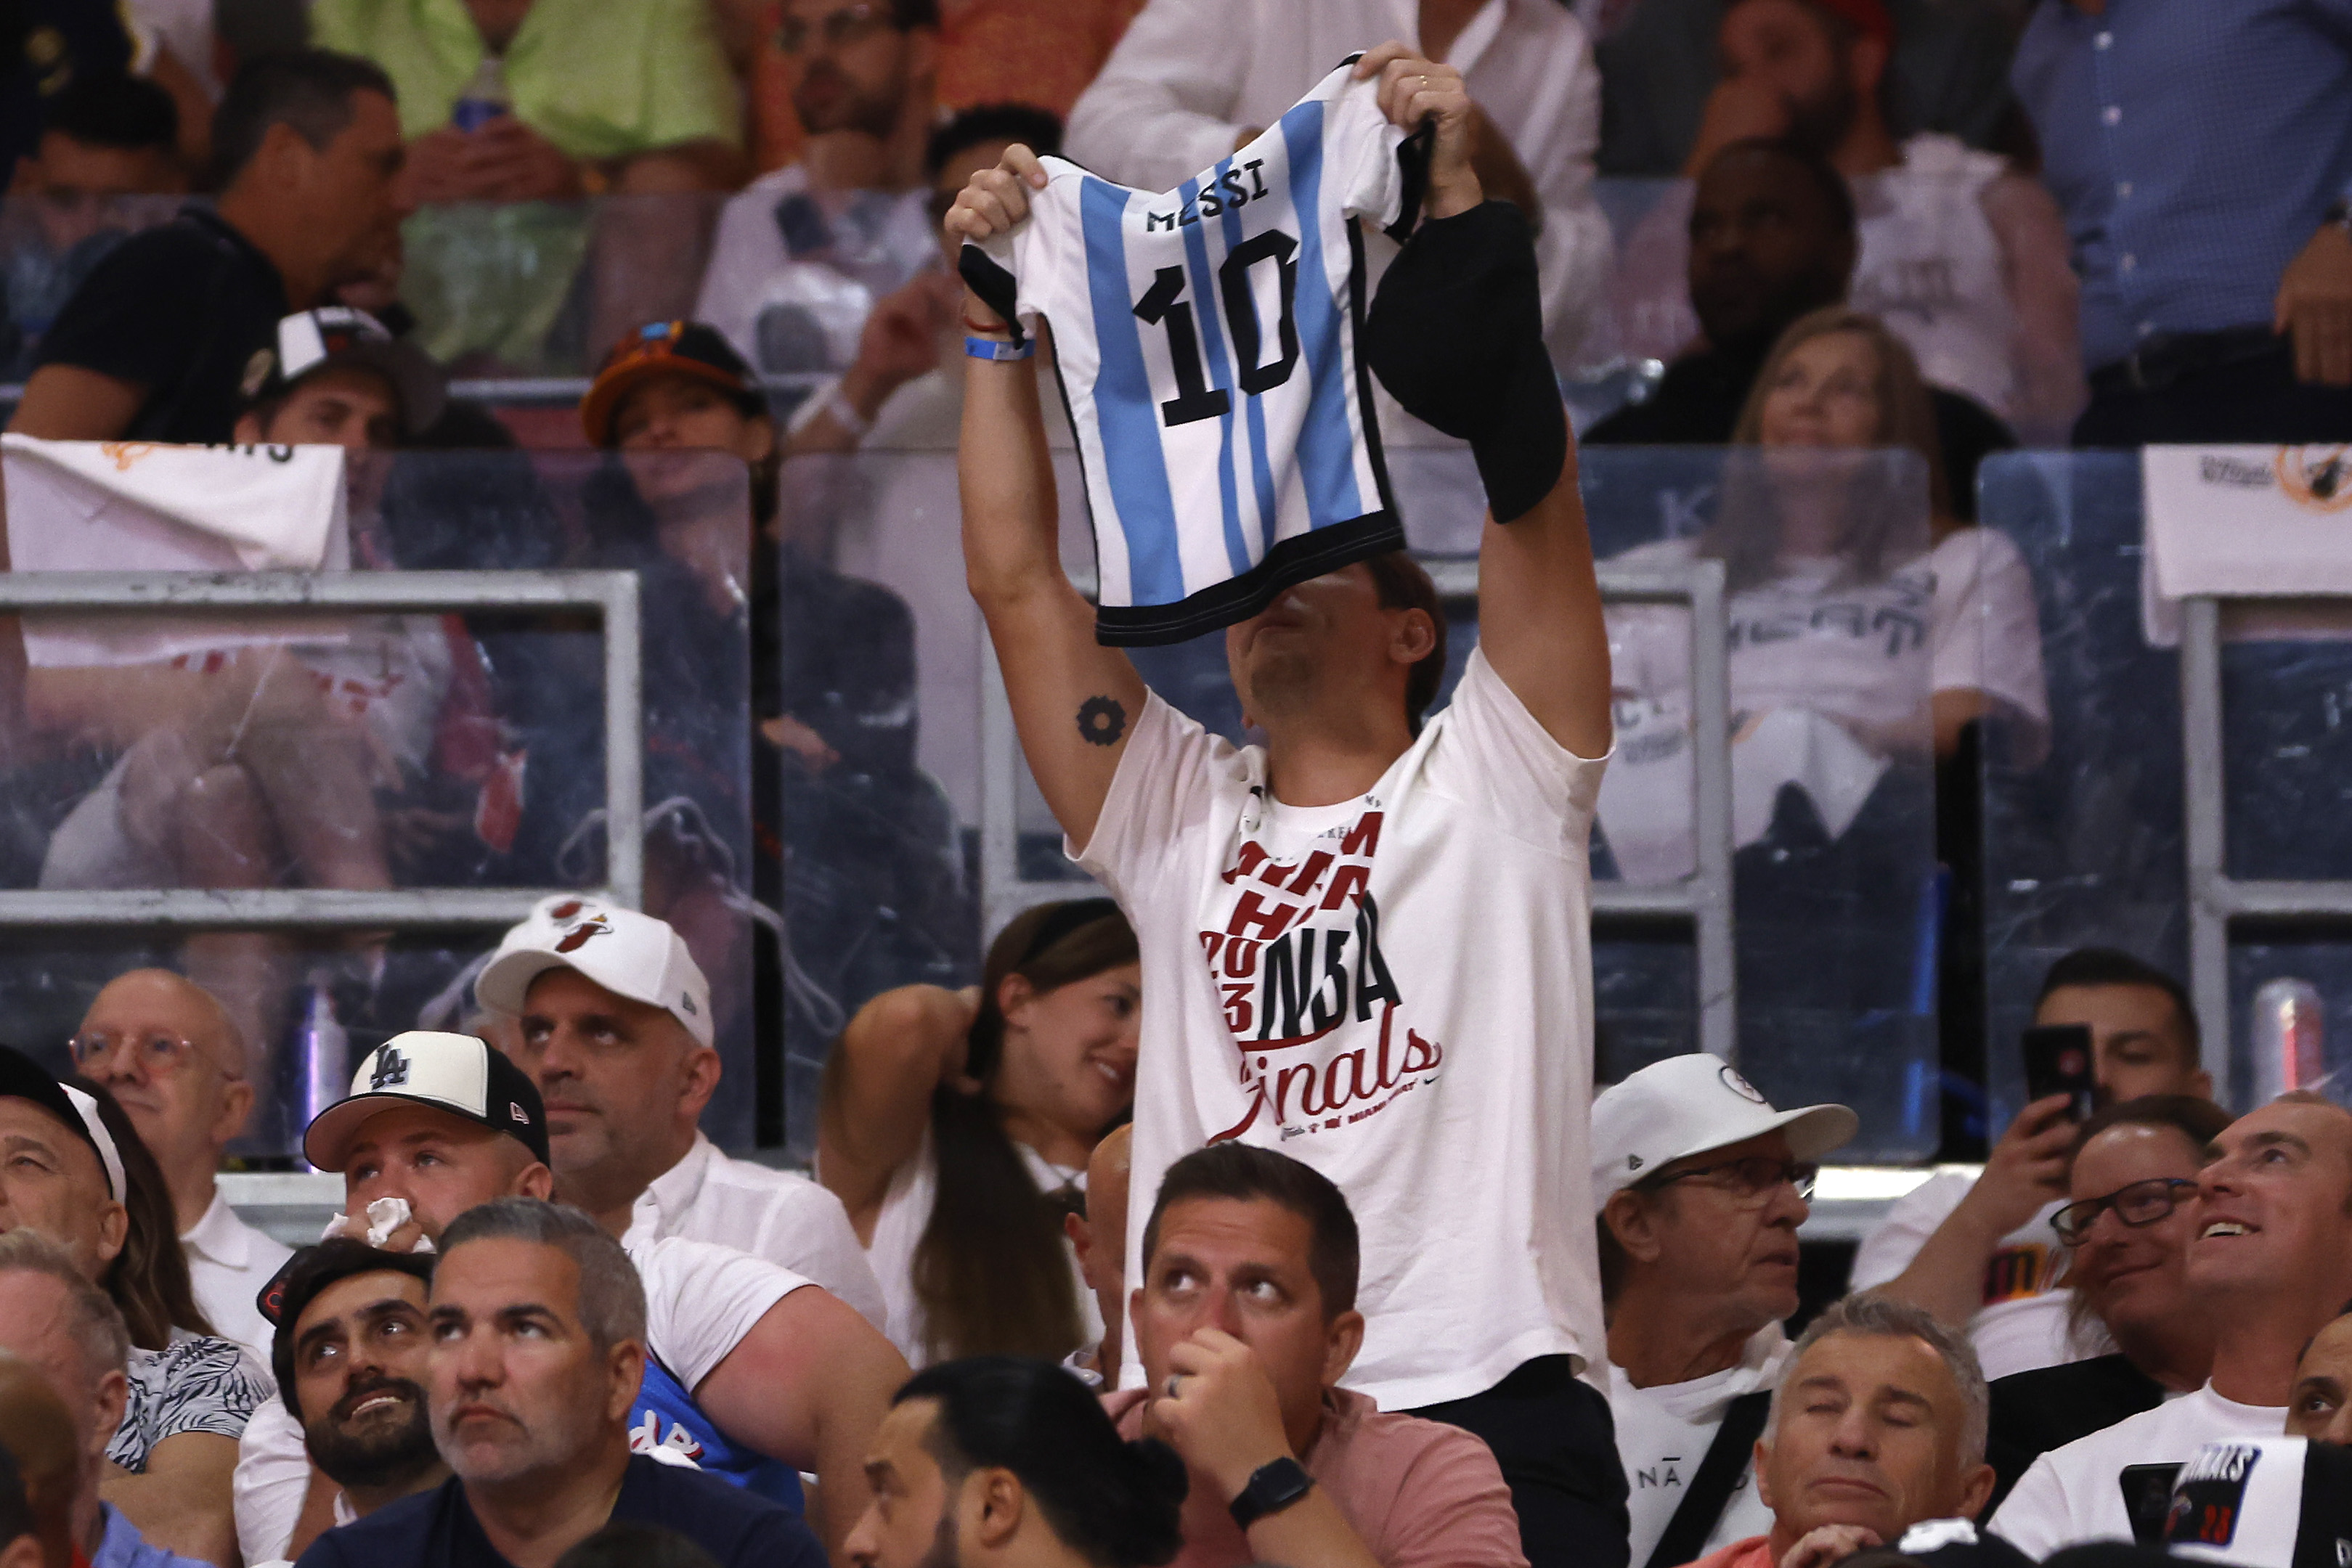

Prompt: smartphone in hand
xmin=2023 ymin=1023 xmax=2098 ymax=1122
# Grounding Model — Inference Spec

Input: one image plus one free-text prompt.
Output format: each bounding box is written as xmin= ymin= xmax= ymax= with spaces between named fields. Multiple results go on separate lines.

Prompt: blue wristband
xmin=965 ymin=335 xmax=1035 ymax=361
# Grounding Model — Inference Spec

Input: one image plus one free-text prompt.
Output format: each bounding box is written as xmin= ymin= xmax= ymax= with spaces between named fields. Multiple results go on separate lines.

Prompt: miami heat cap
xmin=474 ymin=895 xmax=714 ymax=1048
xmin=302 ymin=1030 xmax=550 ymax=1171
xmin=2165 ymin=1437 xmax=2352 ymax=1568
xmin=1590 ymin=1051 xmax=1858 ymax=1200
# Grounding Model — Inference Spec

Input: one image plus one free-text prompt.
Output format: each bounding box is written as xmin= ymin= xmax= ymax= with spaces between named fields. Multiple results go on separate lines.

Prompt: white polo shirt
xmin=183 ymin=1188 xmax=293 ymax=1366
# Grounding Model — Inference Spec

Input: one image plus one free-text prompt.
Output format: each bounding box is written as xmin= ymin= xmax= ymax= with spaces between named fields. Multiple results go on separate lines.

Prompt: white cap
xmin=475 ymin=895 xmax=713 ymax=1047
xmin=1590 ymin=1053 xmax=1857 ymax=1202
xmin=303 ymin=1030 xmax=549 ymax=1171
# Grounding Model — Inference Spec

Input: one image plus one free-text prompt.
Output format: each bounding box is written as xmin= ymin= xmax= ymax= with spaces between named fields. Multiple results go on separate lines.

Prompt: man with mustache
xmin=266 ymin=1243 xmax=446 ymax=1547
xmin=295 ymin=1200 xmax=821 ymax=1568
xmin=1672 ymin=1294 xmax=1995 ymax=1568
xmin=232 ymin=1032 xmax=906 ymax=1567
xmin=1990 ymin=1093 xmax=2352 ymax=1555
xmin=476 ymin=899 xmax=887 ymax=1331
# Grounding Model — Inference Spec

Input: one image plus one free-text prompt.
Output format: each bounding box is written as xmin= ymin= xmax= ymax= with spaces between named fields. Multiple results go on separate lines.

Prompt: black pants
xmin=1410 ymin=1356 xmax=1631 ymax=1568
xmin=2073 ymin=338 xmax=2352 ymax=445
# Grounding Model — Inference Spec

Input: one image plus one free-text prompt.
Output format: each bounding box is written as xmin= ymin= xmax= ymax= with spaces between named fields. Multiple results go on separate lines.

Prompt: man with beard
xmin=266 ymin=1243 xmax=446 ymax=1551
xmin=695 ymin=0 xmax=943 ymax=377
xmin=1583 ymin=136 xmax=2016 ymax=515
xmin=295 ymin=1200 xmax=821 ymax=1568
xmin=232 ymin=1032 xmax=906 ymax=1567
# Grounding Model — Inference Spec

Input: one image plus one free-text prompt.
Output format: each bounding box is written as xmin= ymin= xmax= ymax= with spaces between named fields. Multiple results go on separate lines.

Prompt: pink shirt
xmin=1109 ymin=1387 xmax=1530 ymax=1568
xmin=1679 ymin=1535 xmax=1776 ymax=1568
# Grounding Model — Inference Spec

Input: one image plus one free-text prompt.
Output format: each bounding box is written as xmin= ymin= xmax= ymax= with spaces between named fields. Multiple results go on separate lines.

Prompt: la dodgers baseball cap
xmin=474 ymin=894 xmax=714 ymax=1048
xmin=0 ymin=1042 xmax=126 ymax=1201
xmin=1590 ymin=1053 xmax=1858 ymax=1201
xmin=302 ymin=1030 xmax=550 ymax=1171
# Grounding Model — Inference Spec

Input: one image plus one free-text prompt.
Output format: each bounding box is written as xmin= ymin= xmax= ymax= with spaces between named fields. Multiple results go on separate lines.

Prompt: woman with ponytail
xmin=820 ymin=899 xmax=1140 ymax=1365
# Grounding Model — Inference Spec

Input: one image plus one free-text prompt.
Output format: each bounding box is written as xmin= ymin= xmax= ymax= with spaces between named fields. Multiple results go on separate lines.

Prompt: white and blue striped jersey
xmin=962 ymin=58 xmax=1424 ymax=645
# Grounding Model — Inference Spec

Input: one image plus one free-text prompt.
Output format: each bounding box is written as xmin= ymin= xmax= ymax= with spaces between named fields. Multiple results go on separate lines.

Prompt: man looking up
xmin=945 ymin=44 xmax=1624 ymax=1568
xmin=296 ymin=1199 xmax=823 ymax=1568
xmin=2286 ymin=1309 xmax=2352 ymax=1447
xmin=1679 ymin=1294 xmax=1995 ymax=1568
xmin=1990 ymin=1093 xmax=2352 ymax=1554
xmin=0 ymin=1230 xmax=211 ymax=1568
xmin=1593 ymin=1056 xmax=1858 ymax=1568
xmin=844 ymin=1355 xmax=1184 ymax=1568
xmin=476 ymin=897 xmax=886 ymax=1328
xmin=266 ymin=1242 xmax=448 ymax=1543
xmin=1857 ymin=950 xmax=2214 ymax=1381
xmin=9 ymin=50 xmax=411 ymax=444
xmin=70 ymin=970 xmax=288 ymax=1364
xmin=1112 ymin=1143 xmax=1529 ymax=1568
xmin=233 ymin=1032 xmax=906 ymax=1567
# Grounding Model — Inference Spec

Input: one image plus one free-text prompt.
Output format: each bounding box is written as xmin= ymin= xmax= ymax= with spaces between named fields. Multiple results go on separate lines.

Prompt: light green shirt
xmin=309 ymin=0 xmax=741 ymax=159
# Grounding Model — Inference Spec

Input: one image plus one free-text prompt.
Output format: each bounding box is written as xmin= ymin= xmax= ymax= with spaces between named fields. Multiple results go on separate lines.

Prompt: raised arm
xmin=1356 ymin=47 xmax=1612 ymax=758
xmin=947 ymin=150 xmax=1149 ymax=849
xmin=818 ymin=983 xmax=980 ymax=1236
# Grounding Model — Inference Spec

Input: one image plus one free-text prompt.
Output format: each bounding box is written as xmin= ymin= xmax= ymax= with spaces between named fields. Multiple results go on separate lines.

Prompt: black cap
xmin=580 ymin=319 xmax=765 ymax=446
xmin=0 ymin=1042 xmax=125 ymax=1201
xmin=301 ymin=1032 xmax=550 ymax=1171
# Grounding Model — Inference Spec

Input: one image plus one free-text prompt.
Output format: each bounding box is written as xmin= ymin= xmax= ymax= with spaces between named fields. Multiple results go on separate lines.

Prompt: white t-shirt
xmin=622 ymin=1131 xmax=888 ymax=1333
xmin=1081 ymin=647 xmax=1609 ymax=1409
xmin=1598 ymin=528 xmax=2048 ymax=883
xmin=182 ymin=1189 xmax=294 ymax=1367
xmin=1989 ymin=1383 xmax=2283 ymax=1556
xmin=862 ymin=1124 xmax=1104 ymax=1368
xmin=1608 ymin=1326 xmax=1791 ymax=1568
xmin=1850 ymin=1171 xmax=2081 ymax=1382
xmin=693 ymin=164 xmax=937 ymax=376
xmin=231 ymin=1234 xmax=809 ymax=1565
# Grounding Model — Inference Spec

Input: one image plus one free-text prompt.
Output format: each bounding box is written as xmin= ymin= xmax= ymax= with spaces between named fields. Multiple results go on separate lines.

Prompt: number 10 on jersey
xmin=1131 ymin=228 xmax=1303 ymax=428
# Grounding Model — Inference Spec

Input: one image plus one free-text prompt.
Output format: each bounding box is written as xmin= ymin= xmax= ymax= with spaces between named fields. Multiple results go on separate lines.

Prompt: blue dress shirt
xmin=92 ymin=1506 xmax=216 ymax=1568
xmin=2011 ymin=0 xmax=2352 ymax=369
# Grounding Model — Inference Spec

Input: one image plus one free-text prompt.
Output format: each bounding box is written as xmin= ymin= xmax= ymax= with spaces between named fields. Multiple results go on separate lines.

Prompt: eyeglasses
xmin=2053 ymin=1177 xmax=2197 ymax=1246
xmin=1646 ymin=1156 xmax=1818 ymax=1206
xmin=67 ymin=1031 xmax=237 ymax=1081
xmin=775 ymin=3 xmax=893 ymax=55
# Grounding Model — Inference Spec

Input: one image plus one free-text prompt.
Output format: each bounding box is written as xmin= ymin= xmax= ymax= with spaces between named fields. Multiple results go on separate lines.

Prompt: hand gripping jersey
xmin=961 ymin=57 xmax=1425 ymax=644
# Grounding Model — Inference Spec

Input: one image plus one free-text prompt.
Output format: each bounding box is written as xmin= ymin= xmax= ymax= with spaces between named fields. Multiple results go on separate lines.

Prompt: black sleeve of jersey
xmin=1383 ymin=121 xmax=1433 ymax=244
xmin=32 ymin=224 xmax=219 ymax=391
xmin=959 ymin=244 xmax=1028 ymax=351
xmin=1362 ymin=200 xmax=1566 ymax=523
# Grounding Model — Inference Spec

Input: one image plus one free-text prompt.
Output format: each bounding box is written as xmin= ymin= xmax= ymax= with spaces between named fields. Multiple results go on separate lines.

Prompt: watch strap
xmin=1229 ymin=1456 xmax=1314 ymax=1532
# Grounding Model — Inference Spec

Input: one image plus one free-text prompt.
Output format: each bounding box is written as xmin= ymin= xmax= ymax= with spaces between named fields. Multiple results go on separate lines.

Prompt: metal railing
xmin=0 ymin=569 xmax=644 ymax=924
xmin=978 ymin=557 xmax=1738 ymax=1061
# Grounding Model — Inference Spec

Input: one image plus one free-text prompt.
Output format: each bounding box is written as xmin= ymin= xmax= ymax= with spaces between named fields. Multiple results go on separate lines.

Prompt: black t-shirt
xmin=31 ymin=205 xmax=289 ymax=443
xmin=1984 ymin=1352 xmax=2167 ymax=1513
xmin=293 ymin=1454 xmax=825 ymax=1568
xmin=1582 ymin=345 xmax=2017 ymax=521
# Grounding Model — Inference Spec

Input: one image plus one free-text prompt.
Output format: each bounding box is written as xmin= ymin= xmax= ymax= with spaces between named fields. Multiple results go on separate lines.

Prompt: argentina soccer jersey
xmin=959 ymin=57 xmax=1428 ymax=644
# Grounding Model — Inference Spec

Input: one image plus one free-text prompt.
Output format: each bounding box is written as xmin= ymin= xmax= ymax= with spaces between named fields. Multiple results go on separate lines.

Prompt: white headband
xmin=61 ymin=1084 xmax=126 ymax=1204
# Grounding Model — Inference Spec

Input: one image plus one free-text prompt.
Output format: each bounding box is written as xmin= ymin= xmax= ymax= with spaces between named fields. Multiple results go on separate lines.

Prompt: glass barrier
xmin=1977 ymin=452 xmax=2352 ymax=1121
xmin=0 ymin=194 xmax=185 ymax=380
xmin=0 ymin=447 xmax=755 ymax=1156
xmin=1568 ymin=176 xmax=2087 ymax=447
xmin=772 ymin=446 xmax=1944 ymax=1163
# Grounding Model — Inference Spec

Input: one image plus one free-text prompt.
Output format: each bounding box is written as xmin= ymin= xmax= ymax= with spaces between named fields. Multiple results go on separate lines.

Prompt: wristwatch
xmin=1229 ymin=1457 xmax=1315 ymax=1531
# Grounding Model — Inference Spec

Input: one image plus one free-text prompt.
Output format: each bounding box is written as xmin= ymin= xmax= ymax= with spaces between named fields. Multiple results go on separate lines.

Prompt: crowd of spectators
xmin=0 ymin=4 xmax=2347 ymax=1568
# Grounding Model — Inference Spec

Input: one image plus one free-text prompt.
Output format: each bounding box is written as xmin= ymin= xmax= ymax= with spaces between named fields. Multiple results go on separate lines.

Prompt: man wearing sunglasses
xmin=72 ymin=969 xmax=290 ymax=1365
xmin=1592 ymin=1054 xmax=1858 ymax=1568
xmin=1991 ymin=1093 xmax=2352 ymax=1556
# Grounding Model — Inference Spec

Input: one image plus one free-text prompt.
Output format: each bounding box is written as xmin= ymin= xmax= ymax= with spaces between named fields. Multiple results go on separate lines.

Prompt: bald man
xmin=71 ymin=971 xmax=290 ymax=1362
xmin=1063 ymin=1124 xmax=1131 ymax=1387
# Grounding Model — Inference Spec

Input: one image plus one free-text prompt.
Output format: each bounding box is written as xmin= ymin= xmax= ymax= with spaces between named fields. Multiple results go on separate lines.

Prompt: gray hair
xmin=1770 ymin=1293 xmax=1989 ymax=1466
xmin=437 ymin=1199 xmax=646 ymax=1354
xmin=0 ymin=1228 xmax=132 ymax=1381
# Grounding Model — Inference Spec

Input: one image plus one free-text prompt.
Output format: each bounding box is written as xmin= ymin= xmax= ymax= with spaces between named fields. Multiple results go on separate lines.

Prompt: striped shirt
xmin=963 ymin=57 xmax=1421 ymax=644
